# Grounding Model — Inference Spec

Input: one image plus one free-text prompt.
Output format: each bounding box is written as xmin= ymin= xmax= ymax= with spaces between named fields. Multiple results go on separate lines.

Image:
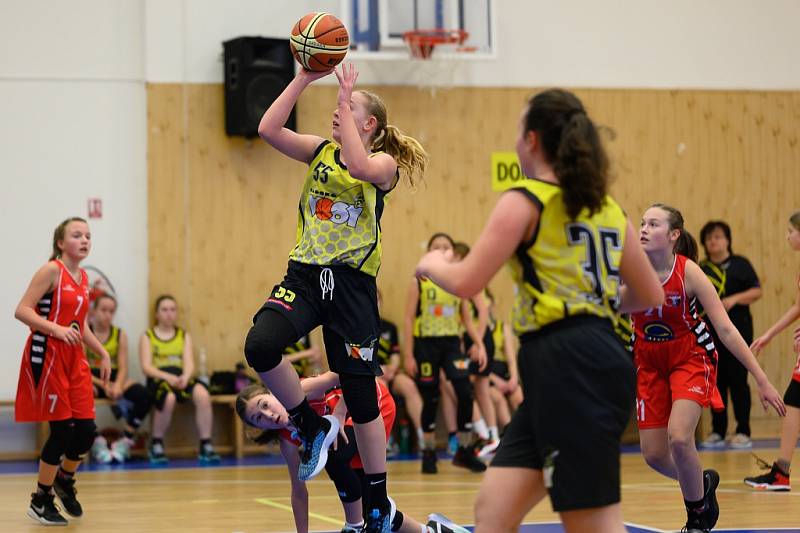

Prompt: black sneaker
xmin=28 ymin=491 xmax=67 ymax=526
xmin=53 ymin=475 xmax=82 ymax=518
xmin=744 ymin=456 xmax=791 ymax=491
xmin=421 ymin=449 xmax=438 ymax=474
xmin=703 ymin=469 xmax=720 ymax=529
xmin=452 ymin=446 xmax=487 ymax=473
xmin=681 ymin=515 xmax=708 ymax=533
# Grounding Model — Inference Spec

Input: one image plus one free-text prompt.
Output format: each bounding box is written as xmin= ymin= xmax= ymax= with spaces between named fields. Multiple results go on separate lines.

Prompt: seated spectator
xmin=86 ymin=294 xmax=151 ymax=463
xmin=139 ymin=295 xmax=219 ymax=464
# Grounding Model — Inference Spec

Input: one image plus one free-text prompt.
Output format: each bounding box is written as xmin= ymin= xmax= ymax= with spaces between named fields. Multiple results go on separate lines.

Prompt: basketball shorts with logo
xmin=465 ymin=329 xmax=495 ymax=377
xmin=491 ymin=316 xmax=635 ymax=512
xmin=413 ymin=336 xmax=470 ymax=386
xmin=256 ymin=260 xmax=382 ymax=377
xmin=634 ymin=335 xmax=719 ymax=429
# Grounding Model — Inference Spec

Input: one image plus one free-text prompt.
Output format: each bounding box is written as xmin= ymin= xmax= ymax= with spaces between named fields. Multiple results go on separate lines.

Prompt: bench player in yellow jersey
xmin=415 ymin=89 xmax=664 ymax=533
xmin=245 ymin=64 xmax=428 ymax=533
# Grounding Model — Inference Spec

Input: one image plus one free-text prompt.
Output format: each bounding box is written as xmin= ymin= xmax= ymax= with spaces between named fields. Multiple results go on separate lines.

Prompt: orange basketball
xmin=314 ymin=197 xmax=334 ymax=220
xmin=290 ymin=13 xmax=349 ymax=72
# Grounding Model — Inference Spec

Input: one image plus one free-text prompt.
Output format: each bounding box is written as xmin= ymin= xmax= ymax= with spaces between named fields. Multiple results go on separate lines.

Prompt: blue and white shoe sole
xmin=298 ymin=415 xmax=340 ymax=481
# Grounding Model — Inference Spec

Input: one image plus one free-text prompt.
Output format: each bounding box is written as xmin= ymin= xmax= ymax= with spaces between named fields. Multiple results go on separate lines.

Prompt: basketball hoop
xmin=402 ymin=29 xmax=471 ymax=59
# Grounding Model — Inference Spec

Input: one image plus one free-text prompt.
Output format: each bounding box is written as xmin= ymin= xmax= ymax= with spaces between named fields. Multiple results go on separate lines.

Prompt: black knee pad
xmin=340 ymin=373 xmax=380 ymax=424
xmin=325 ymin=457 xmax=361 ymax=503
xmin=123 ymin=383 xmax=151 ymax=428
xmin=244 ymin=309 xmax=298 ymax=373
xmin=41 ymin=420 xmax=75 ymax=466
xmin=451 ymin=378 xmax=474 ymax=433
xmin=65 ymin=419 xmax=96 ymax=461
xmin=418 ymin=383 xmax=440 ymax=433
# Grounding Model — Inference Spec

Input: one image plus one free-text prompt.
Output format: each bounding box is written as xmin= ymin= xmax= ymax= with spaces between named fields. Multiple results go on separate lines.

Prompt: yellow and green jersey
xmin=289 ymin=141 xmax=397 ymax=277
xmin=87 ymin=325 xmax=120 ymax=370
xmin=414 ymin=278 xmax=462 ymax=337
xmin=507 ymin=179 xmax=626 ymax=335
xmin=146 ymin=327 xmax=185 ymax=370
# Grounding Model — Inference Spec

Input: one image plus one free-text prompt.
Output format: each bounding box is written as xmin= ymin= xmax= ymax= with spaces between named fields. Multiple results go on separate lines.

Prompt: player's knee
xmin=64 ymin=419 xmax=96 ymax=461
xmin=124 ymin=383 xmax=151 ymax=428
xmin=162 ymin=391 xmax=177 ymax=409
xmin=244 ymin=311 xmax=294 ymax=373
xmin=667 ymin=429 xmax=695 ymax=458
xmin=40 ymin=420 xmax=75 ymax=465
xmin=339 ymin=373 xmax=380 ymax=424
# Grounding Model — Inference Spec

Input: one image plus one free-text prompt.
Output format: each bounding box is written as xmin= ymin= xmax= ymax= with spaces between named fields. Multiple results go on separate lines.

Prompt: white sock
xmin=473 ymin=418 xmax=489 ymax=440
xmin=489 ymin=425 xmax=499 ymax=441
xmin=345 ymin=520 xmax=364 ymax=530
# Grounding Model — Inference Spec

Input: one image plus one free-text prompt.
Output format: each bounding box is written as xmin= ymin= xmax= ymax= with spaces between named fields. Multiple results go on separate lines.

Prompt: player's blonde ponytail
xmin=359 ymin=90 xmax=429 ymax=188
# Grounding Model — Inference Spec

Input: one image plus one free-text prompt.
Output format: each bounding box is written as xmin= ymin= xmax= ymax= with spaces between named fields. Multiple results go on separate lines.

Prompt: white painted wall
xmin=144 ymin=0 xmax=800 ymax=89
xmin=0 ymin=0 xmax=147 ymax=451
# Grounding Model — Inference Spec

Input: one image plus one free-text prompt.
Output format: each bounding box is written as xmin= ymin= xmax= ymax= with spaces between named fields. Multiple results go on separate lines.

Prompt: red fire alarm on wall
xmin=88 ymin=198 xmax=103 ymax=219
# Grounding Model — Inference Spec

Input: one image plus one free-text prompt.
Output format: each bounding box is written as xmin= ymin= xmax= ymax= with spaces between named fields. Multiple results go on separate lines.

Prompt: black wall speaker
xmin=223 ymin=36 xmax=296 ymax=138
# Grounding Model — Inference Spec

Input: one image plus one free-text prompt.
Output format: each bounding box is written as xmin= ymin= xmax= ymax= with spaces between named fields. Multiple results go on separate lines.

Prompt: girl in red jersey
xmin=629 ymin=204 xmax=785 ymax=532
xmin=744 ymin=210 xmax=800 ymax=491
xmin=14 ymin=217 xmax=111 ymax=526
xmin=235 ymin=373 xmax=467 ymax=533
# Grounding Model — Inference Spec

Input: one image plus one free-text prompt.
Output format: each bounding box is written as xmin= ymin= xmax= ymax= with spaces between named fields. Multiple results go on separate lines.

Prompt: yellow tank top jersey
xmin=491 ymin=320 xmax=506 ymax=362
xmin=289 ymin=141 xmax=396 ymax=277
xmin=508 ymin=179 xmax=626 ymax=335
xmin=414 ymin=278 xmax=462 ymax=337
xmin=87 ymin=326 xmax=120 ymax=370
xmin=146 ymin=327 xmax=185 ymax=369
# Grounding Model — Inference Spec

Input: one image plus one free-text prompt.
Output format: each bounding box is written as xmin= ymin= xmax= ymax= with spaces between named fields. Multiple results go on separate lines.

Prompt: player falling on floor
xmin=14 ymin=217 xmax=111 ymax=526
xmin=236 ymin=373 xmax=469 ymax=533
xmin=244 ymin=63 xmax=428 ymax=533
xmin=630 ymin=204 xmax=785 ymax=532
xmin=745 ymin=210 xmax=800 ymax=491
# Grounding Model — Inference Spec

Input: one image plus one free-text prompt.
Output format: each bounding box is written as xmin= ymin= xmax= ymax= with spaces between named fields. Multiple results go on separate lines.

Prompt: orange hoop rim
xmin=402 ymin=29 xmax=470 ymax=59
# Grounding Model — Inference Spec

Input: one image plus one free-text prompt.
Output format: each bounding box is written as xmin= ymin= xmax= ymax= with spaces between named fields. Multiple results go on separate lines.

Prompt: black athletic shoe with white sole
xmin=28 ymin=492 xmax=67 ymax=526
xmin=53 ymin=475 xmax=83 ymax=518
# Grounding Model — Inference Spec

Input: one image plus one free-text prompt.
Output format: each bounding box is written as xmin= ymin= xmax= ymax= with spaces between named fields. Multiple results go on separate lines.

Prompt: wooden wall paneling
xmin=148 ymin=84 xmax=800 ymax=436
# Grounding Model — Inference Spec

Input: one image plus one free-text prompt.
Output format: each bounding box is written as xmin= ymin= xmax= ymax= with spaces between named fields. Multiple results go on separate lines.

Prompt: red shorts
xmin=15 ymin=336 xmax=95 ymax=422
xmin=349 ymin=385 xmax=396 ymax=470
xmin=634 ymin=335 xmax=719 ymax=429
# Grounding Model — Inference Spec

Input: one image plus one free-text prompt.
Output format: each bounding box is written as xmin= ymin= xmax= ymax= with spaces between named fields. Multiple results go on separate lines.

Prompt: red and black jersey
xmin=16 ymin=260 xmax=94 ymax=422
xmin=631 ymin=254 xmax=715 ymax=353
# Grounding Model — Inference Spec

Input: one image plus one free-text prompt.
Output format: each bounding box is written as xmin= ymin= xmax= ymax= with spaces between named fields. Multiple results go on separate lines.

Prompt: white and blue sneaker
xmin=297 ymin=415 xmax=340 ymax=481
xmin=427 ymin=512 xmax=471 ymax=533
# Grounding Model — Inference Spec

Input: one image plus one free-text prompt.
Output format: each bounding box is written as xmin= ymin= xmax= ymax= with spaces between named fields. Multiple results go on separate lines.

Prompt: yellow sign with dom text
xmin=491 ymin=152 xmax=528 ymax=191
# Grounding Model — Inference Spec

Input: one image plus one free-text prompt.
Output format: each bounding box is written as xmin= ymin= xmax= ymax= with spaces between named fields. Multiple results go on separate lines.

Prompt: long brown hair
xmin=358 ymin=90 xmax=429 ymax=188
xmin=50 ymin=217 xmax=88 ymax=260
xmin=651 ymin=203 xmax=698 ymax=262
xmin=524 ymin=89 xmax=610 ymax=219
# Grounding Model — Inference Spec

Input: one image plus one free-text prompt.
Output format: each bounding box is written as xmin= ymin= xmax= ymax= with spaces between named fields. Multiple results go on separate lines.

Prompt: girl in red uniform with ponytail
xmin=629 ymin=204 xmax=785 ymax=533
xmin=14 ymin=217 xmax=112 ymax=526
